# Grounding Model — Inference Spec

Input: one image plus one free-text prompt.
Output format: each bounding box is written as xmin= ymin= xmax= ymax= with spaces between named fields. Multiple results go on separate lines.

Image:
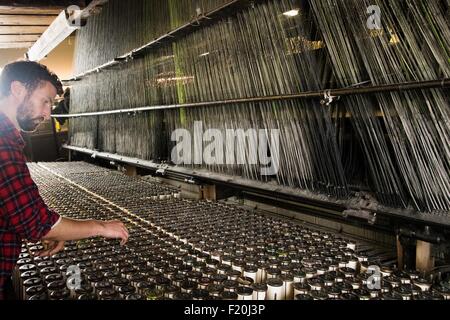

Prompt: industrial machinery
xmin=7 ymin=0 xmax=450 ymax=300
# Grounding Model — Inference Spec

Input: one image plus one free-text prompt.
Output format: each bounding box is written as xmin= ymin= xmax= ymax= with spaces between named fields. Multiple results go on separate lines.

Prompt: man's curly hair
xmin=0 ymin=61 xmax=63 ymax=97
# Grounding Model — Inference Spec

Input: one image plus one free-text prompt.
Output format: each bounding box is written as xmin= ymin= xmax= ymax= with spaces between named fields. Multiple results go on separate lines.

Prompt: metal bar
xmin=64 ymin=144 xmax=450 ymax=229
xmin=54 ymin=78 xmax=450 ymax=118
xmin=63 ymin=0 xmax=247 ymax=83
xmin=51 ymin=118 xmax=61 ymax=159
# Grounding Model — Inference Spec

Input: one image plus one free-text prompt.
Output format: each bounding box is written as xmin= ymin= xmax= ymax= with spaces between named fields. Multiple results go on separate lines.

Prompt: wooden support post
xmin=396 ymin=235 xmax=404 ymax=271
xmin=416 ymin=240 xmax=435 ymax=274
xmin=202 ymin=185 xmax=216 ymax=201
xmin=123 ymin=165 xmax=137 ymax=177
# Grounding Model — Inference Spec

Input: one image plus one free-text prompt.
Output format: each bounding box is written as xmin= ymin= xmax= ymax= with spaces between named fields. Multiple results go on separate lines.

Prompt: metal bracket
xmin=320 ymin=89 xmax=340 ymax=106
xmin=342 ymin=209 xmax=377 ymax=225
xmin=156 ymin=164 xmax=169 ymax=176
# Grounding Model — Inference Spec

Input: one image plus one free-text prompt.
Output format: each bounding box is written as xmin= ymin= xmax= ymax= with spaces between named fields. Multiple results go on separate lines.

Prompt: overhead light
xmin=27 ymin=9 xmax=83 ymax=62
xmin=27 ymin=1 xmax=108 ymax=62
xmin=283 ymin=9 xmax=299 ymax=17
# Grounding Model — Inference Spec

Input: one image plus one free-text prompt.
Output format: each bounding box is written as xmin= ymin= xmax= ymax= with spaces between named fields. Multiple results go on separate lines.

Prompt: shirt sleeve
xmin=0 ymin=143 xmax=60 ymax=242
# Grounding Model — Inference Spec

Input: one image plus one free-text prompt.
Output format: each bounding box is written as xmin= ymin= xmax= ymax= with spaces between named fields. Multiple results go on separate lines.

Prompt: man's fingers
xmin=39 ymin=241 xmax=58 ymax=256
xmin=49 ymin=241 xmax=65 ymax=256
xmin=120 ymin=230 xmax=128 ymax=246
xmin=36 ymin=241 xmax=65 ymax=257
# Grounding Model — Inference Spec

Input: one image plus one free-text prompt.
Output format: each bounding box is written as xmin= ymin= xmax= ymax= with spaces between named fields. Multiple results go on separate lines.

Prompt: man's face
xmin=16 ymin=81 xmax=57 ymax=132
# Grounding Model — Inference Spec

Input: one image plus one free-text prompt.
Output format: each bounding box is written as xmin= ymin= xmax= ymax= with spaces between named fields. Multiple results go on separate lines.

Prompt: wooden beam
xmin=0 ymin=1 xmax=85 ymax=8
xmin=0 ymin=34 xmax=39 ymax=42
xmin=202 ymin=185 xmax=217 ymax=201
xmin=0 ymin=41 xmax=33 ymax=48
xmin=0 ymin=14 xmax=56 ymax=26
xmin=416 ymin=240 xmax=435 ymax=273
xmin=0 ymin=6 xmax=64 ymax=15
xmin=0 ymin=25 xmax=47 ymax=34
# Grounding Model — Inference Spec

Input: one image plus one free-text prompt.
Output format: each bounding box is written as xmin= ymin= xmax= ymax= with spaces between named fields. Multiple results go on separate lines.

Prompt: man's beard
xmin=17 ymin=99 xmax=44 ymax=132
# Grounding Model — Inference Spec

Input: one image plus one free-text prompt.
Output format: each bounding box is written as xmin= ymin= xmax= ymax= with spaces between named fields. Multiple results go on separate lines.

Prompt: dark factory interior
xmin=0 ymin=0 xmax=449 ymax=302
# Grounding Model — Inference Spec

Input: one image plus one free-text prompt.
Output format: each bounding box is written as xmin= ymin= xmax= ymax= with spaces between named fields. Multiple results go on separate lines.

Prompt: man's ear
xmin=10 ymin=81 xmax=27 ymax=102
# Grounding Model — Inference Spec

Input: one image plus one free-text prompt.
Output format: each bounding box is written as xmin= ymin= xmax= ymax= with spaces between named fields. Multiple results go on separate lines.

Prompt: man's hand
xmin=36 ymin=240 xmax=65 ymax=257
xmin=98 ymin=221 xmax=129 ymax=246
xmin=41 ymin=218 xmax=129 ymax=246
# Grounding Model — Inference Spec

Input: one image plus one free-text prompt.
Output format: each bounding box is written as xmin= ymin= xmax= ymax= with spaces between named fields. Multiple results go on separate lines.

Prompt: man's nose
xmin=42 ymin=108 xmax=52 ymax=121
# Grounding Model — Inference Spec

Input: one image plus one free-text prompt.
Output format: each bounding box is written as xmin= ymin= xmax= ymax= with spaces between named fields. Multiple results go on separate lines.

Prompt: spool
xmin=304 ymin=268 xmax=317 ymax=279
xmin=173 ymin=292 xmax=193 ymax=300
xmin=293 ymin=282 xmax=310 ymax=296
xmin=353 ymin=289 xmax=371 ymax=300
xmin=223 ymin=280 xmax=239 ymax=292
xmin=412 ymin=278 xmax=432 ymax=292
xmin=118 ymin=285 xmax=136 ymax=299
xmin=217 ymin=264 xmax=232 ymax=275
xmin=126 ymin=293 xmax=145 ymax=300
xmin=210 ymin=274 xmax=227 ymax=285
xmin=340 ymin=293 xmax=359 ymax=300
xmin=22 ymin=278 xmax=42 ymax=300
xmin=25 ymin=285 xmax=46 ymax=300
xmin=327 ymin=286 xmax=341 ymax=299
xmin=267 ymin=278 xmax=285 ymax=300
xmin=74 ymin=282 xmax=94 ymax=300
xmin=98 ymin=288 xmax=119 ymax=300
xmin=111 ymin=278 xmax=130 ymax=291
xmin=293 ymin=271 xmax=307 ymax=284
xmin=93 ymin=281 xmax=112 ymax=295
xmin=393 ymin=285 xmax=413 ymax=300
xmin=198 ymin=277 xmax=211 ymax=290
xmin=237 ymin=276 xmax=254 ymax=287
xmin=206 ymin=284 xmax=224 ymax=297
xmin=49 ymin=287 xmax=71 ymax=300
xmin=221 ymin=291 xmax=238 ymax=300
xmin=256 ymin=263 xmax=268 ymax=283
xmin=415 ymin=292 xmax=444 ymax=300
xmin=266 ymin=268 xmax=281 ymax=280
xmin=281 ymin=274 xmax=294 ymax=300
xmin=226 ymin=270 xmax=242 ymax=281
xmin=237 ymin=286 xmax=253 ymax=300
xmin=180 ymin=280 xmax=198 ymax=293
xmin=231 ymin=260 xmax=245 ymax=274
xmin=384 ymin=276 xmax=401 ymax=289
xmin=192 ymin=288 xmax=210 ymax=300
xmin=162 ymin=285 xmax=179 ymax=299
xmin=346 ymin=258 xmax=359 ymax=271
xmin=310 ymin=290 xmax=329 ymax=300
xmin=252 ymin=283 xmax=267 ymax=300
xmin=308 ymin=278 xmax=324 ymax=292
xmin=243 ymin=266 xmax=258 ymax=283
xmin=78 ymin=293 xmax=97 ymax=300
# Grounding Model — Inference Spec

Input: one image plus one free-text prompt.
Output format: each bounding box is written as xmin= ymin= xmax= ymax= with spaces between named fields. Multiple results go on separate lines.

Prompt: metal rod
xmin=63 ymin=0 xmax=247 ymax=83
xmin=54 ymin=78 xmax=450 ymax=118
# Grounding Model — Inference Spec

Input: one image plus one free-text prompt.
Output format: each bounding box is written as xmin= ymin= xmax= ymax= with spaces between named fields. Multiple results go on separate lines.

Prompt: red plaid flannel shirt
xmin=0 ymin=112 xmax=60 ymax=300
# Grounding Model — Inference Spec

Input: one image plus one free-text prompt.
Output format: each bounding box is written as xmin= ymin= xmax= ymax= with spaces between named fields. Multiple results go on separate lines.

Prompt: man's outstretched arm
xmin=42 ymin=217 xmax=129 ymax=244
xmin=36 ymin=218 xmax=129 ymax=257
